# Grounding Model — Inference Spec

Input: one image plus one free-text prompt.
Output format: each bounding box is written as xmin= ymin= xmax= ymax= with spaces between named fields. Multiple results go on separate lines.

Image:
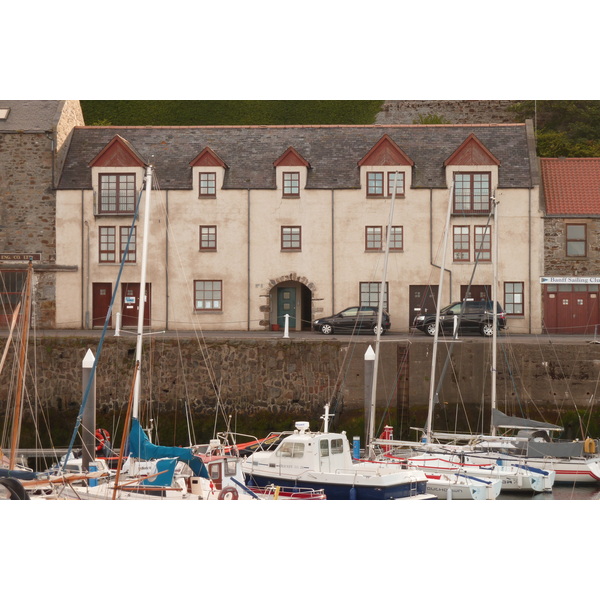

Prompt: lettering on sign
xmin=0 ymin=253 xmax=41 ymax=261
xmin=540 ymin=276 xmax=600 ymax=284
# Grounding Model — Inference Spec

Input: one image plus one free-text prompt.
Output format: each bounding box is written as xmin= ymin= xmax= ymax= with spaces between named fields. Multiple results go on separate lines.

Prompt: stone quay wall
xmin=3 ymin=336 xmax=600 ymax=435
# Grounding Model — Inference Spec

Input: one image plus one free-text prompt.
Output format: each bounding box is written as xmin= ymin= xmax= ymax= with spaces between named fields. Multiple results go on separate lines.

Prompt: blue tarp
xmin=0 ymin=468 xmax=38 ymax=481
xmin=128 ymin=418 xmax=209 ymax=479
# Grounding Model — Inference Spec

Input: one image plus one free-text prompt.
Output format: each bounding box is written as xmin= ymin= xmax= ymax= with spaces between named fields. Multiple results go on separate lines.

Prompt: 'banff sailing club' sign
xmin=540 ymin=276 xmax=600 ymax=284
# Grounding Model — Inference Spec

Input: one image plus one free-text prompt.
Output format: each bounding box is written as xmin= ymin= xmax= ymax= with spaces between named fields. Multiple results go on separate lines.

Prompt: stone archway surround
xmin=258 ymin=273 xmax=320 ymax=330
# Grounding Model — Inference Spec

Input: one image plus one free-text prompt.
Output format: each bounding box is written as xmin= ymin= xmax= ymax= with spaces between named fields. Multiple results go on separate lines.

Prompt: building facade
xmin=541 ymin=157 xmax=600 ymax=334
xmin=55 ymin=121 xmax=543 ymax=334
xmin=0 ymin=100 xmax=84 ymax=328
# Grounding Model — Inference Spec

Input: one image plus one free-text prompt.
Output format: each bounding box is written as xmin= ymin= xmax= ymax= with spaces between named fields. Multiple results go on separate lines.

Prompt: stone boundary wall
xmin=376 ymin=100 xmax=522 ymax=125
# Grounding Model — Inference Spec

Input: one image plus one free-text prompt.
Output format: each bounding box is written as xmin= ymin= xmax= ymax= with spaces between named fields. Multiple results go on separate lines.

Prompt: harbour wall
xmin=3 ymin=335 xmax=600 ymax=445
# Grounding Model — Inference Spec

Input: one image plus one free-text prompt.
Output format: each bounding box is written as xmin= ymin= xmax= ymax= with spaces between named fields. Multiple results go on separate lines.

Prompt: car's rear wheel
xmin=425 ymin=322 xmax=438 ymax=336
xmin=321 ymin=323 xmax=333 ymax=335
xmin=373 ymin=325 xmax=385 ymax=335
xmin=480 ymin=322 xmax=494 ymax=337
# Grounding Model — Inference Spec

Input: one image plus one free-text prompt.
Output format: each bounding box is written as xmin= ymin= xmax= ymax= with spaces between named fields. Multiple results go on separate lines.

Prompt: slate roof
xmin=58 ymin=123 xmax=534 ymax=191
xmin=541 ymin=157 xmax=600 ymax=215
xmin=0 ymin=100 xmax=65 ymax=132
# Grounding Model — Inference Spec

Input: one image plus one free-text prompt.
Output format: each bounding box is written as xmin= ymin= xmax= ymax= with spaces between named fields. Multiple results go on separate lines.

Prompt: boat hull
xmin=244 ymin=472 xmax=431 ymax=500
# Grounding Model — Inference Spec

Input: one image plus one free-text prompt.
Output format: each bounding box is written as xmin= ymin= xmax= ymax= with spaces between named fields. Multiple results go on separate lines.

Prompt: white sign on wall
xmin=540 ymin=277 xmax=600 ymax=284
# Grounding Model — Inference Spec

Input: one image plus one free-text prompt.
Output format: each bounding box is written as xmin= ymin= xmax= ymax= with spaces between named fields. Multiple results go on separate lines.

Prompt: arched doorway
xmin=270 ymin=280 xmax=313 ymax=331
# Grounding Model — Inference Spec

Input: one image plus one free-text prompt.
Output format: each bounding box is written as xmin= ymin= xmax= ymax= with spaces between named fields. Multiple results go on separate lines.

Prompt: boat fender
xmin=218 ymin=486 xmax=239 ymax=500
xmin=584 ymin=438 xmax=596 ymax=454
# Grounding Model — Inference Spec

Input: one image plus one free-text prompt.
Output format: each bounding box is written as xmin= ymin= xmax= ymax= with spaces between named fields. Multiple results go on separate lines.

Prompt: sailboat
xmin=417 ymin=195 xmax=598 ymax=486
xmin=51 ymin=165 xmax=322 ymax=501
xmin=372 ymin=191 xmax=555 ymax=494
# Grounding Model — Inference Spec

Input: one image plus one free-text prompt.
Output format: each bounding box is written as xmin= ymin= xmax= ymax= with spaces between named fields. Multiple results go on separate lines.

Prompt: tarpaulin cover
xmin=128 ymin=418 xmax=209 ymax=479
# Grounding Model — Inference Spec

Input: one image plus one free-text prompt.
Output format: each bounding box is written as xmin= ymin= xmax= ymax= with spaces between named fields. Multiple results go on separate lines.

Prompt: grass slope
xmin=81 ymin=100 xmax=384 ymax=126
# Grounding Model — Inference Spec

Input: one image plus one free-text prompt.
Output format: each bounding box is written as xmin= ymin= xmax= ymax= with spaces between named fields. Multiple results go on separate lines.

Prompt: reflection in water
xmin=499 ymin=485 xmax=600 ymax=501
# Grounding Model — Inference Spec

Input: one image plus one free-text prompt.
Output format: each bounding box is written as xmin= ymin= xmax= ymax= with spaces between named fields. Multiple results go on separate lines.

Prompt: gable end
xmin=444 ymin=133 xmax=500 ymax=166
xmin=358 ymin=134 xmax=414 ymax=167
xmin=88 ymin=135 xmax=146 ymax=168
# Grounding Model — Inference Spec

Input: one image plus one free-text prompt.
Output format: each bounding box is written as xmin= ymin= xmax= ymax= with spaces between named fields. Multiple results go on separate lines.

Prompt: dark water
xmin=499 ymin=485 xmax=600 ymax=500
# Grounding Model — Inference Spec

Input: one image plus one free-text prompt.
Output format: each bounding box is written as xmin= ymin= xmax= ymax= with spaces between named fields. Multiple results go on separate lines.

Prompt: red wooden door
xmin=92 ymin=283 xmax=112 ymax=328
xmin=121 ymin=282 xmax=151 ymax=327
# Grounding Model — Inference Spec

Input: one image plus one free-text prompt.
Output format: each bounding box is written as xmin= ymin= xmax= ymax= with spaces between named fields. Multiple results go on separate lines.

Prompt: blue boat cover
xmin=128 ymin=418 xmax=209 ymax=479
xmin=0 ymin=468 xmax=37 ymax=481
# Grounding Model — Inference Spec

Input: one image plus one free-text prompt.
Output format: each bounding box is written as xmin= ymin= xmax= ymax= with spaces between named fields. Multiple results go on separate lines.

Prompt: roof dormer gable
xmin=274 ymin=147 xmax=310 ymax=168
xmin=190 ymin=146 xmax=228 ymax=168
xmin=444 ymin=133 xmax=500 ymax=166
xmin=88 ymin=135 xmax=146 ymax=168
xmin=358 ymin=134 xmax=414 ymax=167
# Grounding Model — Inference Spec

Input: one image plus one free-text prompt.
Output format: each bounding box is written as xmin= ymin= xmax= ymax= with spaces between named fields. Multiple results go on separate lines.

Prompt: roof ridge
xmin=75 ymin=122 xmax=526 ymax=131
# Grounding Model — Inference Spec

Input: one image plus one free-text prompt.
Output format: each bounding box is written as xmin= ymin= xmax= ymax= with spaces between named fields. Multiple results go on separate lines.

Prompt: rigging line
xmin=154 ymin=190 xmax=223 ymax=405
xmin=431 ymin=205 xmax=497 ymax=411
xmin=61 ymin=182 xmax=146 ymax=474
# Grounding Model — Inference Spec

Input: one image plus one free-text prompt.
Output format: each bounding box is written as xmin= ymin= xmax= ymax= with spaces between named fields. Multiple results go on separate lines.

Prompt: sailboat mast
xmin=491 ymin=195 xmax=499 ymax=436
xmin=8 ymin=260 xmax=33 ymax=470
xmin=424 ymin=185 xmax=454 ymax=443
xmin=367 ymin=171 xmax=398 ymax=453
xmin=132 ymin=165 xmax=153 ymax=420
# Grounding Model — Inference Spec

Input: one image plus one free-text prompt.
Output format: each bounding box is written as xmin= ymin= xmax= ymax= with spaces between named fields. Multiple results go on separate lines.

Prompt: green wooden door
xmin=277 ymin=287 xmax=296 ymax=329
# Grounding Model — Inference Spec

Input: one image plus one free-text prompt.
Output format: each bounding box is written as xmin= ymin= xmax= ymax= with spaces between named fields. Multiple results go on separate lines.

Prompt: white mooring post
xmin=283 ymin=314 xmax=290 ymax=338
xmin=81 ymin=348 xmax=96 ymax=472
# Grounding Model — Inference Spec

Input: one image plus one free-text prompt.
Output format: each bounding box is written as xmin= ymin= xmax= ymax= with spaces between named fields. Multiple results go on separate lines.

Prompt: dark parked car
xmin=412 ymin=300 xmax=507 ymax=337
xmin=313 ymin=306 xmax=391 ymax=335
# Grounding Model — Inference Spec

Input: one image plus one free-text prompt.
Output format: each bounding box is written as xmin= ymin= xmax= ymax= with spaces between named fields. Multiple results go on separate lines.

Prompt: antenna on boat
xmin=321 ymin=403 xmax=334 ymax=433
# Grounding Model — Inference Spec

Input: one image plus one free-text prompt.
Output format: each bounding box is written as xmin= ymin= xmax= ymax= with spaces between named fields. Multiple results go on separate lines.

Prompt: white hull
xmin=423 ymin=473 xmax=502 ymax=500
xmin=404 ymin=452 xmax=552 ymax=493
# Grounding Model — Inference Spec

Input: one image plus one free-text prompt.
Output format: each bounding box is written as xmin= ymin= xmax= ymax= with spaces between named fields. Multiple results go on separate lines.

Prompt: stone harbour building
xmin=53 ymin=120 xmax=543 ymax=335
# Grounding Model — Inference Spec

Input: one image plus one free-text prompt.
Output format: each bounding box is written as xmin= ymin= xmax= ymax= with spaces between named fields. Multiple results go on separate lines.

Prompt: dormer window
xmin=199 ymin=172 xmax=217 ymax=198
xmin=388 ymin=172 xmax=405 ymax=196
xmin=274 ymin=147 xmax=310 ymax=198
xmin=453 ymin=172 xmax=491 ymax=214
xmin=0 ymin=108 xmax=10 ymax=120
xmin=283 ymin=172 xmax=300 ymax=197
xmin=367 ymin=172 xmax=384 ymax=197
xmin=98 ymin=173 xmax=136 ymax=214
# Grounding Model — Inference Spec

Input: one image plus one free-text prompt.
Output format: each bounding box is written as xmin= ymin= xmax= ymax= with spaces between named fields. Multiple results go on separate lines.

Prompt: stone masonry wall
xmin=0 ymin=132 xmax=57 ymax=328
xmin=376 ymin=100 xmax=521 ymax=124
xmin=545 ymin=218 xmax=600 ymax=275
xmin=3 ymin=336 xmax=600 ymax=439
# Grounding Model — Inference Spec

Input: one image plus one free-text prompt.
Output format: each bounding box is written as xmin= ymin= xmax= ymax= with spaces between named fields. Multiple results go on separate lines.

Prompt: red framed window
xmin=194 ymin=280 xmax=222 ymax=311
xmin=281 ymin=226 xmax=301 ymax=250
xmin=504 ymin=282 xmax=524 ymax=315
xmin=120 ymin=226 xmax=136 ymax=263
xmin=453 ymin=172 xmax=491 ymax=214
xmin=199 ymin=225 xmax=217 ymax=251
xmin=283 ymin=172 xmax=300 ymax=197
xmin=365 ymin=226 xmax=382 ymax=251
xmin=389 ymin=226 xmax=403 ymax=250
xmin=99 ymin=226 xmax=116 ymax=263
xmin=99 ymin=174 xmax=136 ymax=214
xmin=453 ymin=226 xmax=470 ymax=262
xmin=367 ymin=172 xmax=384 ymax=197
xmin=387 ymin=172 xmax=405 ymax=196
xmin=199 ymin=172 xmax=217 ymax=197
xmin=474 ymin=225 xmax=491 ymax=262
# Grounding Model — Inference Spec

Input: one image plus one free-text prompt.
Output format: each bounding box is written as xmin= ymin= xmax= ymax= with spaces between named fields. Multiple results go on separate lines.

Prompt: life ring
xmin=217 ymin=486 xmax=239 ymax=500
xmin=95 ymin=428 xmax=111 ymax=452
xmin=584 ymin=438 xmax=596 ymax=454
